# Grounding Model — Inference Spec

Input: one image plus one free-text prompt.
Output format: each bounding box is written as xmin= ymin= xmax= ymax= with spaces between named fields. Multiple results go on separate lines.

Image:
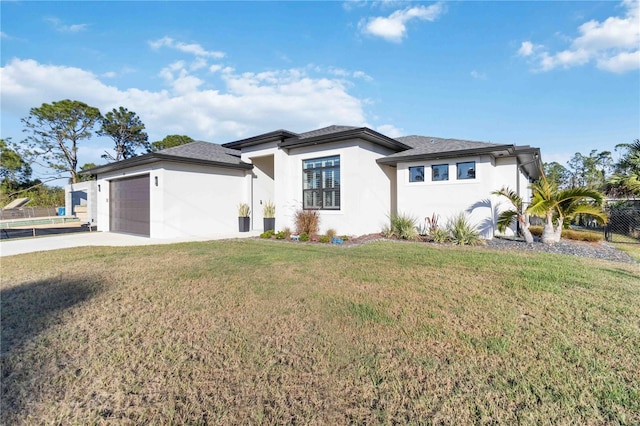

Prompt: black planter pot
xmin=263 ymin=218 xmax=275 ymax=232
xmin=238 ymin=217 xmax=250 ymax=232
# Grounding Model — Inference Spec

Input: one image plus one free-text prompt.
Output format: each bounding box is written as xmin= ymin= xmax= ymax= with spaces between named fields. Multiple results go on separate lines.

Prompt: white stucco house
xmin=85 ymin=125 xmax=542 ymax=239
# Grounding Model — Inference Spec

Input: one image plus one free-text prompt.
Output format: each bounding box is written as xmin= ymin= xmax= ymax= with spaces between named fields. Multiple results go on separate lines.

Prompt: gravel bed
xmin=482 ymin=238 xmax=637 ymax=264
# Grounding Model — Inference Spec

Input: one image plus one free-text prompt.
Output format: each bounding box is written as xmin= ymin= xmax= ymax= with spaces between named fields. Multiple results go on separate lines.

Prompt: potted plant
xmin=263 ymin=200 xmax=275 ymax=232
xmin=238 ymin=203 xmax=250 ymax=232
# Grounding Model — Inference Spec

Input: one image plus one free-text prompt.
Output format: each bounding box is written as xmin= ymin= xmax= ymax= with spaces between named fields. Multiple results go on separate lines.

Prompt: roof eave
xmin=280 ymin=127 xmax=411 ymax=151
xmin=80 ymin=153 xmax=253 ymax=176
xmin=222 ymin=130 xmax=299 ymax=149
xmin=377 ymin=144 xmax=514 ymax=165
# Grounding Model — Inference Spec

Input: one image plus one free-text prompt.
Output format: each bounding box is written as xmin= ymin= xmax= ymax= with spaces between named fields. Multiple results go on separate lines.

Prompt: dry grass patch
xmin=1 ymin=240 xmax=639 ymax=424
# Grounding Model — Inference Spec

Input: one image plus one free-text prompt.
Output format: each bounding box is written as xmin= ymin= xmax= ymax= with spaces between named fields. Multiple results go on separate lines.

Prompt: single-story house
xmin=85 ymin=125 xmax=542 ymax=239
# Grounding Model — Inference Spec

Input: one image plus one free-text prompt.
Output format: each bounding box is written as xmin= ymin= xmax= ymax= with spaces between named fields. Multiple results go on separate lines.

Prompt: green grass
xmin=1 ymin=240 xmax=639 ymax=424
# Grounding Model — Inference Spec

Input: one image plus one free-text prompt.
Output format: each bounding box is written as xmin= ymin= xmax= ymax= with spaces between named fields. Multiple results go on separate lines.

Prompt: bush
xmin=260 ymin=230 xmax=275 ymax=239
xmin=529 ymin=225 xmax=603 ymax=242
xmin=446 ymin=213 xmax=482 ymax=246
xmin=299 ymin=233 xmax=310 ymax=242
xmin=325 ymin=228 xmax=337 ymax=240
xmin=281 ymin=227 xmax=292 ymax=240
xmin=430 ymin=227 xmax=451 ymax=243
xmin=318 ymin=235 xmax=331 ymax=243
xmin=387 ymin=213 xmax=419 ymax=240
xmin=295 ymin=210 xmax=319 ymax=236
xmin=275 ymin=231 xmax=286 ymax=240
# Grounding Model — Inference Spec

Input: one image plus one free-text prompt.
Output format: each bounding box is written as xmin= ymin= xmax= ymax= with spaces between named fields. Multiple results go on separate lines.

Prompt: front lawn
xmin=1 ymin=240 xmax=639 ymax=424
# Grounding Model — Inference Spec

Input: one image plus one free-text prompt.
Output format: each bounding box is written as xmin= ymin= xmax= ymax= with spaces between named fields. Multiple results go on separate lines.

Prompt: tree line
xmin=1 ymin=99 xmax=196 ymax=203
xmin=543 ymin=142 xmax=640 ymax=198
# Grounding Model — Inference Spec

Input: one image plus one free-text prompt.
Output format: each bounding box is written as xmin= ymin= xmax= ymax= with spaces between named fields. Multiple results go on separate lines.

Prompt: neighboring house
xmin=85 ymin=125 xmax=542 ymax=239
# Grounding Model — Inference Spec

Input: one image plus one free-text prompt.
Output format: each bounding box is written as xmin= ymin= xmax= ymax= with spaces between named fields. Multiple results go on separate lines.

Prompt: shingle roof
xmin=297 ymin=125 xmax=359 ymax=139
xmin=159 ymin=141 xmax=243 ymax=165
xmin=387 ymin=135 xmax=504 ymax=158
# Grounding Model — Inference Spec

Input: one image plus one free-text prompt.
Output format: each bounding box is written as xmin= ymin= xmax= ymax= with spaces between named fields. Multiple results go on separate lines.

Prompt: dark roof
xmin=160 ymin=141 xmax=242 ymax=162
xmin=222 ymin=130 xmax=299 ymax=149
xmin=390 ymin=135 xmax=505 ymax=156
xmin=279 ymin=126 xmax=411 ymax=151
xmin=82 ymin=141 xmax=252 ymax=176
xmin=297 ymin=125 xmax=358 ymax=139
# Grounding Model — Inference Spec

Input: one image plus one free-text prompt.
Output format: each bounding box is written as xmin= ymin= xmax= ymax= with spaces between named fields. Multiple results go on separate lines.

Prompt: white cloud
xmin=1 ymin=32 xmax=9 ymax=39
xmin=376 ymin=124 xmax=404 ymax=137
xmin=360 ymin=2 xmax=445 ymax=42
xmin=0 ymin=58 xmax=371 ymax=145
xmin=519 ymin=0 xmax=639 ymax=73
xmin=149 ymin=36 xmax=225 ymax=59
xmin=44 ymin=17 xmax=88 ymax=33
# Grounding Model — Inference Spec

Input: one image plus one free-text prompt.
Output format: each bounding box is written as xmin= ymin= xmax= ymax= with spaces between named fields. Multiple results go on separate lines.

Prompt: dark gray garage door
xmin=110 ymin=174 xmax=150 ymax=236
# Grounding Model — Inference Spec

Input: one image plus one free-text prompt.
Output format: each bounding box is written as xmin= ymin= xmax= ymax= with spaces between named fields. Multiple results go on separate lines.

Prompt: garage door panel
xmin=110 ymin=175 xmax=150 ymax=236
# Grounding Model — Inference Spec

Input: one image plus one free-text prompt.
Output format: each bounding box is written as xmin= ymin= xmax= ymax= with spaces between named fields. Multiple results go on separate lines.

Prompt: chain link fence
xmin=604 ymin=201 xmax=640 ymax=244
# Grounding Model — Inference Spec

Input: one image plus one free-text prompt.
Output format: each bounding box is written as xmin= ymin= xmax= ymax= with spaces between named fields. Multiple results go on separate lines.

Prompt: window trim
xmin=409 ymin=166 xmax=425 ymax=182
xmin=457 ymin=161 xmax=476 ymax=180
xmin=302 ymin=155 xmax=340 ymax=210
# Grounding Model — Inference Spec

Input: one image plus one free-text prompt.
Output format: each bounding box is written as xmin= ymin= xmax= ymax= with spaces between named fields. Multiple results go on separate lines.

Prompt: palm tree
xmin=492 ymin=187 xmax=535 ymax=244
xmin=607 ymin=139 xmax=640 ymax=197
xmin=527 ymin=177 xmax=608 ymax=244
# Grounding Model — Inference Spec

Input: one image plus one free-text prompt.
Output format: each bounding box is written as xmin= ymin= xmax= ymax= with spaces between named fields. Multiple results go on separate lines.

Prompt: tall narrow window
xmin=457 ymin=161 xmax=476 ymax=180
xmin=303 ymin=155 xmax=340 ymax=209
xmin=409 ymin=166 xmax=424 ymax=182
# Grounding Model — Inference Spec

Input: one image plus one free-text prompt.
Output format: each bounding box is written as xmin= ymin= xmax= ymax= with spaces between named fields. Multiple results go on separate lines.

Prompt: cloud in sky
xmin=518 ymin=0 xmax=639 ymax=73
xmin=149 ymin=36 xmax=225 ymax=59
xmin=359 ymin=2 xmax=444 ymax=43
xmin=44 ymin=17 xmax=88 ymax=33
xmin=470 ymin=70 xmax=487 ymax=80
xmin=0 ymin=57 xmax=374 ymax=144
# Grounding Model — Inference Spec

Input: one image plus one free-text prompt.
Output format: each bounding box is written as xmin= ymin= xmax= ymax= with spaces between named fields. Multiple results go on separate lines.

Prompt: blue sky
xmin=1 ymin=1 xmax=639 ymax=181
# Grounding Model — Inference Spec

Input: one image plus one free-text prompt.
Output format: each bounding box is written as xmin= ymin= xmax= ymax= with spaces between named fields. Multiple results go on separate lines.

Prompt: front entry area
xmin=109 ymin=174 xmax=150 ymax=236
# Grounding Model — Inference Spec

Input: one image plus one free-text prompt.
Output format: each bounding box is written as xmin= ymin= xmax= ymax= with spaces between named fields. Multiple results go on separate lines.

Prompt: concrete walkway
xmin=0 ymin=230 xmax=262 ymax=257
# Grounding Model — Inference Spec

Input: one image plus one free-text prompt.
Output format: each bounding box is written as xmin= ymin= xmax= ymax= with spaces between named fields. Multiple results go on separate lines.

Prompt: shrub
xmin=295 ymin=210 xmax=320 ymax=236
xmin=299 ymin=233 xmax=310 ymax=242
xmin=318 ymin=235 xmax=331 ymax=243
xmin=340 ymin=235 xmax=349 ymax=241
xmin=430 ymin=227 xmax=451 ymax=243
xmin=281 ymin=227 xmax=293 ymax=240
xmin=387 ymin=213 xmax=419 ymax=240
xmin=260 ymin=229 xmax=275 ymax=239
xmin=275 ymin=231 xmax=286 ymax=240
xmin=325 ymin=228 xmax=337 ymax=240
xmin=263 ymin=200 xmax=275 ymax=218
xmin=238 ymin=203 xmax=250 ymax=217
xmin=529 ymin=225 xmax=602 ymax=242
xmin=447 ymin=213 xmax=482 ymax=246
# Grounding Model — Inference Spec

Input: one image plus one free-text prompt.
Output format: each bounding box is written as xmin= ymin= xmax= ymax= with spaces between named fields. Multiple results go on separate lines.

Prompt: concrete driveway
xmin=0 ymin=230 xmax=262 ymax=257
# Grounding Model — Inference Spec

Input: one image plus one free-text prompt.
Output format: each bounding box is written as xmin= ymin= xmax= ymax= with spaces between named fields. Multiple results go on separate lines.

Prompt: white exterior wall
xmin=396 ymin=155 xmax=522 ymax=239
xmin=241 ymin=140 xmax=395 ymax=236
xmin=95 ymin=162 xmax=248 ymax=238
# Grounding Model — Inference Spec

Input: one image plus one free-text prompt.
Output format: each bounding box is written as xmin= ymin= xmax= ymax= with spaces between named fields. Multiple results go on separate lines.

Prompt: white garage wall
xmin=95 ymin=162 xmax=249 ymax=238
xmin=156 ymin=162 xmax=248 ymax=239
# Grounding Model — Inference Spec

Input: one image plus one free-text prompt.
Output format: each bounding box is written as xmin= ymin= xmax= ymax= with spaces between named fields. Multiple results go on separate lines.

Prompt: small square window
xmin=457 ymin=161 xmax=476 ymax=180
xmin=432 ymin=164 xmax=449 ymax=181
xmin=409 ymin=166 xmax=424 ymax=182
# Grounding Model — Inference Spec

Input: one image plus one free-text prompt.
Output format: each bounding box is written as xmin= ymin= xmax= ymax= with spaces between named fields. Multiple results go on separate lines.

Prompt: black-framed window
xmin=432 ymin=164 xmax=449 ymax=181
xmin=303 ymin=155 xmax=340 ymax=210
xmin=409 ymin=166 xmax=424 ymax=182
xmin=457 ymin=161 xmax=476 ymax=180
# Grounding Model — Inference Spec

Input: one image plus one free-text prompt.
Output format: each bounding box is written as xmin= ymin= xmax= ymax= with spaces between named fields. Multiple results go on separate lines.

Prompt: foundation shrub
xmin=295 ymin=210 xmax=320 ymax=236
xmin=447 ymin=213 xmax=482 ymax=246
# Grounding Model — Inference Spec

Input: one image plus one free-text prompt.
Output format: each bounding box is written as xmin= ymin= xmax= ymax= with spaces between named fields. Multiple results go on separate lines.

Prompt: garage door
xmin=110 ymin=174 xmax=150 ymax=236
